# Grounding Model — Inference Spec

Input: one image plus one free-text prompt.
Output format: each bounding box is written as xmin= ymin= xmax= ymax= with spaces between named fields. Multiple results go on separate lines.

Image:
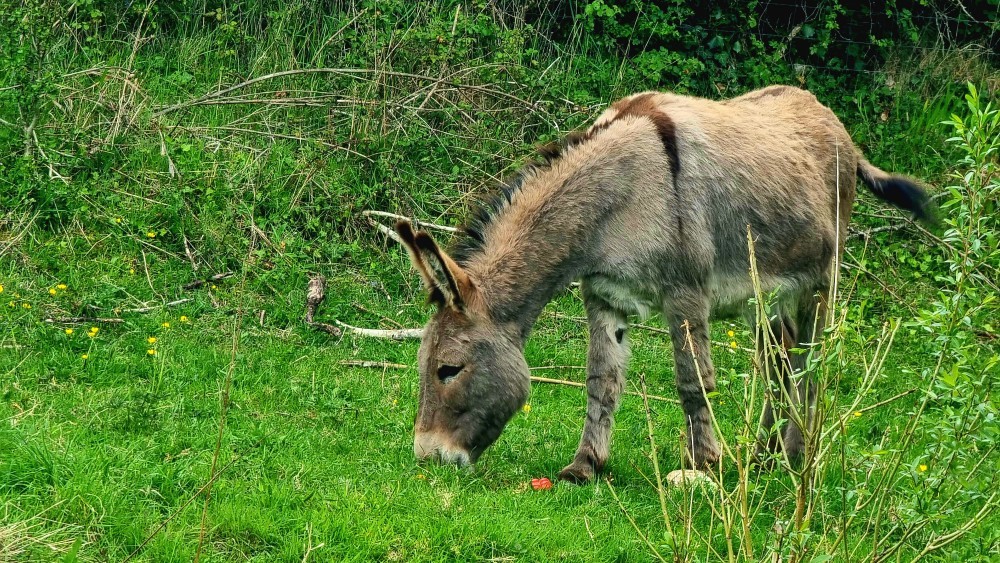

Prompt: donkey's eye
xmin=437 ymin=364 xmax=464 ymax=384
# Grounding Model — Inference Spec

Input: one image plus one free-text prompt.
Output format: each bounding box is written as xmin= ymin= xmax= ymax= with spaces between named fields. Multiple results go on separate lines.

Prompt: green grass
xmin=3 ymin=220 xmax=993 ymax=561
xmin=2 ymin=2 xmax=998 ymax=561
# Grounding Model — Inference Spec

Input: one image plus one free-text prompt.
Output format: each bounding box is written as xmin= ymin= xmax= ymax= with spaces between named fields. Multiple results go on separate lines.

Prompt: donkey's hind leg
xmin=665 ymin=289 xmax=721 ymax=469
xmin=558 ymin=284 xmax=629 ymax=484
xmin=754 ymin=312 xmax=798 ymax=461
xmin=781 ymin=290 xmax=830 ymax=458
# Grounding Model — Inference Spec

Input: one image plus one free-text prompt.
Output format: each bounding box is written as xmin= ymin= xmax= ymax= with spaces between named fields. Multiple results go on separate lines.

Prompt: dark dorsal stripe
xmin=606 ymin=93 xmax=680 ymax=184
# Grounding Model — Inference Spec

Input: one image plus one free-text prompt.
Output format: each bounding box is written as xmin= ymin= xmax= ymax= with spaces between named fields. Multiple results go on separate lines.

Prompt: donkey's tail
xmin=856 ymin=157 xmax=937 ymax=224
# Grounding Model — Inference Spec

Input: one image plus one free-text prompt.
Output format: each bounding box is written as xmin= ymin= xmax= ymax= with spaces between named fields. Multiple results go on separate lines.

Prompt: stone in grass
xmin=664 ymin=469 xmax=716 ymax=489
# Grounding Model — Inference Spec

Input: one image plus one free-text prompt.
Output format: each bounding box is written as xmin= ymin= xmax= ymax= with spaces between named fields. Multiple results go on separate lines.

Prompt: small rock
xmin=664 ymin=469 xmax=715 ymax=489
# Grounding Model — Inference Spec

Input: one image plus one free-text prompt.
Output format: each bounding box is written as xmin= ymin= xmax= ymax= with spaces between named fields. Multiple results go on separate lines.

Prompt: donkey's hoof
xmin=683 ymin=448 xmax=721 ymax=471
xmin=558 ymin=461 xmax=595 ymax=484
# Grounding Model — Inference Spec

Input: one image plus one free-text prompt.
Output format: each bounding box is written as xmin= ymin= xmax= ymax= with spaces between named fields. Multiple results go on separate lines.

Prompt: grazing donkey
xmin=396 ymin=85 xmax=933 ymax=482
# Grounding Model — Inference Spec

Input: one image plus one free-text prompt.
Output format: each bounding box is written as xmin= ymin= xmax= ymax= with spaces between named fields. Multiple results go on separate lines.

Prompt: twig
xmin=530 ymin=375 xmax=679 ymax=403
xmin=308 ymin=322 xmax=343 ymax=337
xmin=361 ymin=210 xmax=460 ymax=234
xmin=339 ymin=360 xmax=409 ymax=369
xmin=549 ymin=312 xmax=754 ymax=352
xmin=141 ymin=250 xmax=162 ymax=300
xmin=335 ymin=320 xmax=422 ymax=340
xmin=124 ymin=298 xmax=192 ymax=313
xmin=153 ymin=68 xmax=545 ymax=120
xmin=854 ymin=388 xmax=919 ymax=415
xmin=305 ymin=275 xmax=326 ymax=323
xmin=183 ymin=235 xmax=200 ymax=272
xmin=183 ymin=272 xmax=234 ymax=290
xmin=45 ymin=316 xmax=125 ymax=324
xmin=179 ymin=124 xmax=374 ymax=162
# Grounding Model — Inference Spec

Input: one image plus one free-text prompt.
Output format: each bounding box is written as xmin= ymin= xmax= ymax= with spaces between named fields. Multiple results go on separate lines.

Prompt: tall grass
xmin=613 ymin=84 xmax=1000 ymax=562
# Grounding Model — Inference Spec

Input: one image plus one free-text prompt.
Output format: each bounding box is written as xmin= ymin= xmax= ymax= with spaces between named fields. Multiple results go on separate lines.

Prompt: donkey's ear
xmin=413 ymin=230 xmax=476 ymax=310
xmin=395 ymin=220 xmax=445 ymax=305
xmin=395 ymin=221 xmax=475 ymax=309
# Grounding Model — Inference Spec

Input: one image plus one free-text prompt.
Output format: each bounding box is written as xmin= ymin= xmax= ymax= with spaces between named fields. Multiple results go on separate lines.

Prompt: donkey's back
xmin=583 ymin=85 xmax=912 ymax=318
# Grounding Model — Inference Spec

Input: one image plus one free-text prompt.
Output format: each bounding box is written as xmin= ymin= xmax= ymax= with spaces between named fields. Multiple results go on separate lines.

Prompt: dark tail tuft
xmin=857 ymin=159 xmax=938 ymax=225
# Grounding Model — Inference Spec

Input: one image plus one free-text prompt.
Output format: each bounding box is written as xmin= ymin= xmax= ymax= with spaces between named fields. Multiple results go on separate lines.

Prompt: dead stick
xmin=305 ymin=275 xmax=326 ymax=323
xmin=854 ymin=388 xmax=920 ymax=415
xmin=529 ymin=375 xmax=678 ymax=403
xmin=309 ymin=322 xmax=342 ymax=337
xmin=183 ymin=235 xmax=199 ymax=272
xmin=340 ymin=360 xmax=409 ymax=369
xmin=335 ymin=320 xmax=422 ymax=340
xmin=361 ymin=210 xmax=460 ymax=234
xmin=45 ymin=317 xmax=125 ymax=324
xmin=125 ymin=298 xmax=192 ymax=313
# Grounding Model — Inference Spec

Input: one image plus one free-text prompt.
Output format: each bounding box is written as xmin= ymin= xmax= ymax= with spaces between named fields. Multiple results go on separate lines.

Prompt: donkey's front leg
xmin=558 ymin=289 xmax=628 ymax=484
xmin=665 ymin=290 xmax=721 ymax=468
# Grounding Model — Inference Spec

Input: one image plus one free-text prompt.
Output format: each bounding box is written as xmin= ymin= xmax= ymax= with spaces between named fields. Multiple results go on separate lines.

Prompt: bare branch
xmin=305 ymin=275 xmax=326 ymax=323
xmin=335 ymin=320 xmax=422 ymax=340
xmin=361 ymin=210 xmax=460 ymax=234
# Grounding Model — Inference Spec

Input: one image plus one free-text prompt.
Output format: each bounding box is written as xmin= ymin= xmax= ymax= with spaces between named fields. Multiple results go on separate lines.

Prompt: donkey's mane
xmin=451 ymin=129 xmax=594 ymax=265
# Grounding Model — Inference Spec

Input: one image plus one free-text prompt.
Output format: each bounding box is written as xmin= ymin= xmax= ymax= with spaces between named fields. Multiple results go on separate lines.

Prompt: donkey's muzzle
xmin=414 ymin=432 xmax=472 ymax=467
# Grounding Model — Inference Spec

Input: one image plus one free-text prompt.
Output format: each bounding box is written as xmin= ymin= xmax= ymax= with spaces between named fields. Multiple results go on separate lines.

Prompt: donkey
xmin=396 ymin=85 xmax=933 ymax=483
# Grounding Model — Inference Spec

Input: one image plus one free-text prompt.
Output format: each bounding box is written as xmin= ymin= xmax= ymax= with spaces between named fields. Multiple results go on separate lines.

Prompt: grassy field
xmin=2 ymin=2 xmax=999 ymax=561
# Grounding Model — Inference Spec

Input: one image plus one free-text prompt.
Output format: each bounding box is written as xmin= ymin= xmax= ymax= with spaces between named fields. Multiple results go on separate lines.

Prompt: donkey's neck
xmin=461 ymin=138 xmax=652 ymax=334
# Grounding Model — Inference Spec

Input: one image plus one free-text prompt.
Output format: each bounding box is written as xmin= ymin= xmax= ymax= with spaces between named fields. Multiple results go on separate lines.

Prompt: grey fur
xmin=397 ymin=85 xmax=933 ymax=481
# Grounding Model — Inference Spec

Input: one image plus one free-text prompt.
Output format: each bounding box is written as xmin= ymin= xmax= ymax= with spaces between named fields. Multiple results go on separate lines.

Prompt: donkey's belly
xmin=586 ymin=272 xmax=797 ymax=321
xmin=586 ymin=275 xmax=659 ymax=319
xmin=709 ymin=273 xmax=798 ymax=320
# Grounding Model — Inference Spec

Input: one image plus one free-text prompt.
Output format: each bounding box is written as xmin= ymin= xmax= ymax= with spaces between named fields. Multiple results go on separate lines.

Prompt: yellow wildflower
xmin=147 ymin=336 xmax=157 ymax=344
xmin=730 ymin=341 xmax=738 ymax=349
xmin=57 ymin=284 xmax=67 ymax=290
xmin=161 ymin=322 xmax=170 ymax=328
xmin=727 ymin=330 xmax=735 ymax=338
xmin=522 ymin=403 xmax=532 ymax=414
xmin=180 ymin=315 xmax=190 ymax=322
xmin=918 ymin=464 xmax=928 ymax=472
xmin=0 ymin=284 xmax=4 ymax=293
xmin=65 ymin=328 xmax=74 ymax=335
xmin=115 ymin=217 xmax=122 ymax=224
xmin=49 ymin=288 xmax=57 ymax=295
xmin=146 ymin=231 xmax=156 ymax=238
xmin=147 ymin=349 xmax=157 ymax=356
xmin=415 ymin=474 xmax=426 ymax=480
xmin=22 ymin=303 xmax=31 ymax=309
xmin=81 ymin=354 xmax=89 ymax=360
xmin=853 ymin=411 xmax=862 ymax=418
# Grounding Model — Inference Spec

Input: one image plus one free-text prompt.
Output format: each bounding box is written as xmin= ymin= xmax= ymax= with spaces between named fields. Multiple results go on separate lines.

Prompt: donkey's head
xmin=396 ymin=221 xmax=530 ymax=466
